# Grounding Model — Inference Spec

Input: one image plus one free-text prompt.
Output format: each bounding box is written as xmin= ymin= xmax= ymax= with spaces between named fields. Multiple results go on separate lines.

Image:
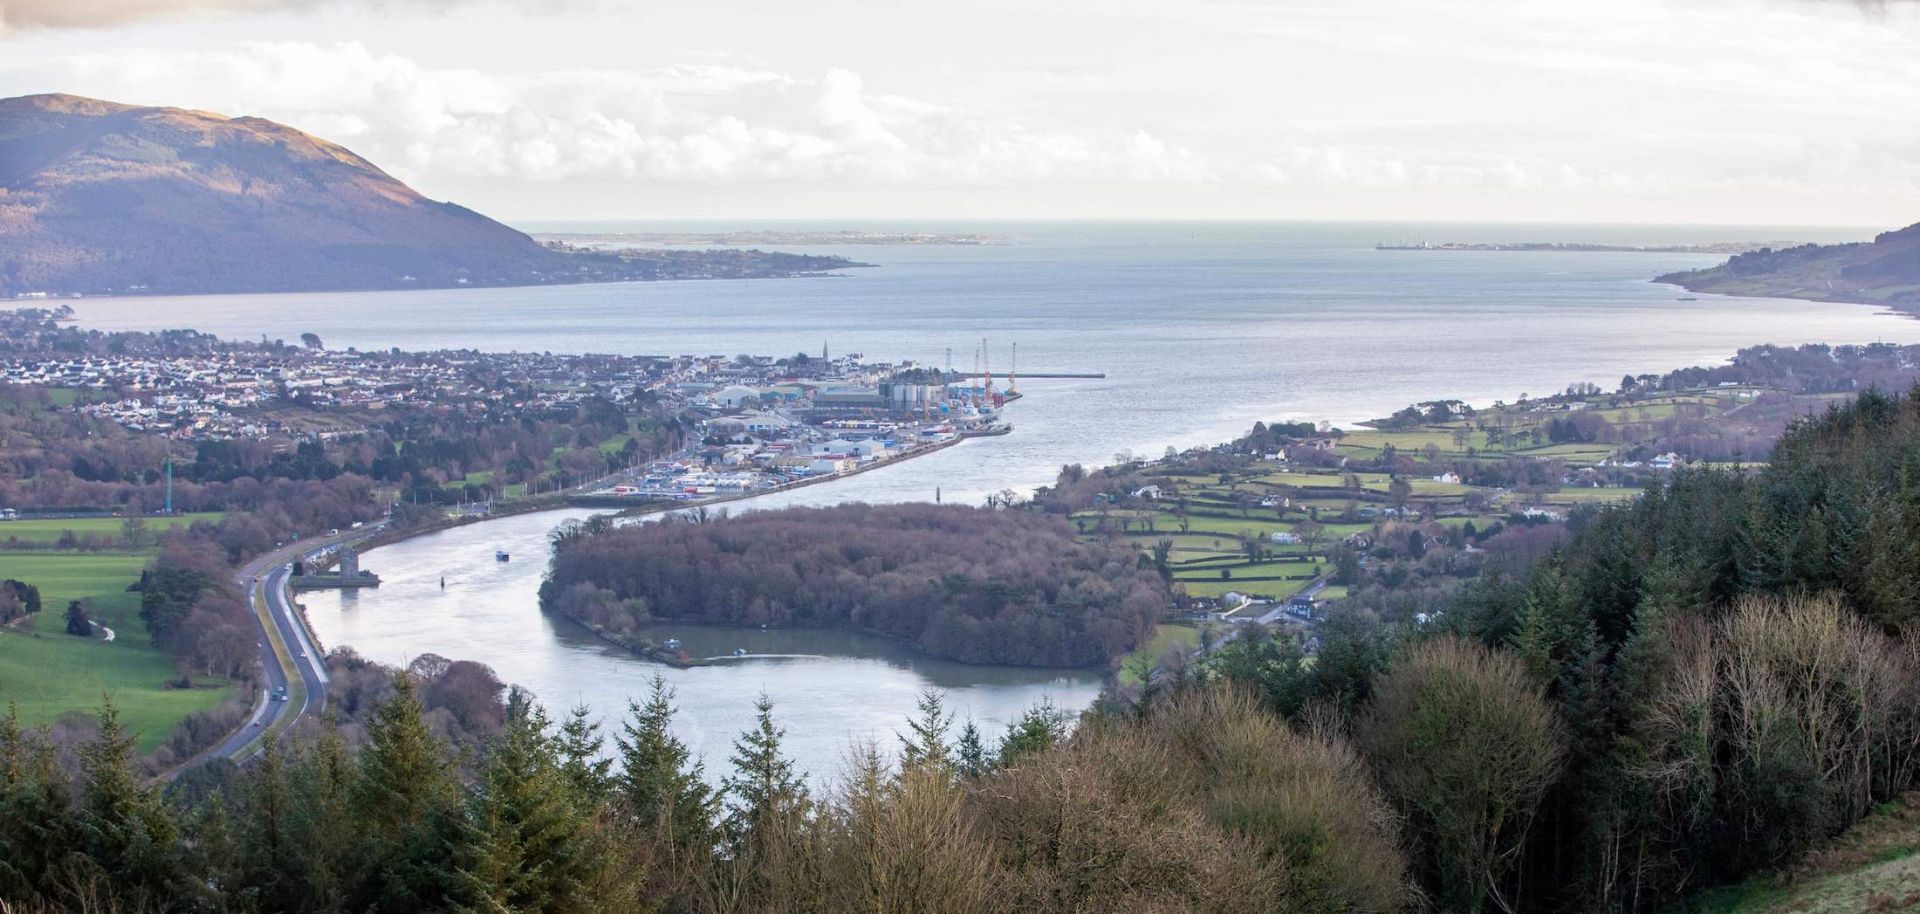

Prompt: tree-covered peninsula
xmin=539 ymin=503 xmax=1165 ymax=667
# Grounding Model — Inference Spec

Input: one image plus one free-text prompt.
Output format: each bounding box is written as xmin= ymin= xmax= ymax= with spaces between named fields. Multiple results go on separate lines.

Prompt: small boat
xmin=495 ymin=550 xmax=510 ymax=562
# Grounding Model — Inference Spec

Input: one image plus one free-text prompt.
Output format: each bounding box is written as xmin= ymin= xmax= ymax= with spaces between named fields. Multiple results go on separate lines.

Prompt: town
xmin=0 ymin=307 xmax=1024 ymax=505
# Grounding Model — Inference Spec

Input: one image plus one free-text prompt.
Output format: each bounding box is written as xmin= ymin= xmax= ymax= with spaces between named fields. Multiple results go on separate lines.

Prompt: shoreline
xmin=289 ymin=424 xmax=998 ymax=660
xmin=544 ymin=610 xmax=1106 ymax=674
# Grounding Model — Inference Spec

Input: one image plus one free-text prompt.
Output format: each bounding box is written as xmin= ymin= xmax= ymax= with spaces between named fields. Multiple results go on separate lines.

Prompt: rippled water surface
xmin=73 ymin=221 xmax=1920 ymax=781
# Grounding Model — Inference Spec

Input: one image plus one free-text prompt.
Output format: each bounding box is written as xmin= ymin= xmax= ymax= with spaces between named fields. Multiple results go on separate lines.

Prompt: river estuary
xmin=75 ymin=220 xmax=1920 ymax=783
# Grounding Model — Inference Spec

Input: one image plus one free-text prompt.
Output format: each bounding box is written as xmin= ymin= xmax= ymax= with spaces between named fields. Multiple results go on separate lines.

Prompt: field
xmin=1115 ymin=621 xmax=1220 ymax=686
xmin=0 ymin=552 xmax=232 ymax=751
xmin=0 ymin=512 xmax=224 ymax=546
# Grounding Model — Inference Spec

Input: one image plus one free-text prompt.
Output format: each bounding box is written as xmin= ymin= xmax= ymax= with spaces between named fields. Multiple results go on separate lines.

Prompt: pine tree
xmin=241 ymin=737 xmax=297 ymax=910
xmin=349 ymin=674 xmax=459 ymax=912
xmin=557 ymin=704 xmax=613 ymax=803
xmin=897 ymin=688 xmax=953 ymax=774
xmin=0 ymin=703 xmax=75 ymax=902
xmin=616 ymin=676 xmax=718 ymax=853
xmin=954 ymin=721 xmax=991 ymax=779
xmin=354 ymin=674 xmax=457 ymax=838
xmin=452 ymin=696 xmax=635 ymax=914
xmin=75 ymin=700 xmax=186 ymax=907
xmin=285 ymin=719 xmax=356 ymax=913
xmin=722 ymin=692 xmax=808 ymax=845
xmin=186 ymin=794 xmax=242 ymax=907
xmin=996 ymin=700 xmax=1065 ymax=768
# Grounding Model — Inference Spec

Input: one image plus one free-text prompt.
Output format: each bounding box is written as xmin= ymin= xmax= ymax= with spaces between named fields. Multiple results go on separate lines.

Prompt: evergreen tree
xmin=452 ymin=695 xmax=635 ymax=914
xmin=186 ymin=794 xmax=242 ymax=909
xmin=897 ymin=688 xmax=953 ymax=773
xmin=954 ymin=721 xmax=991 ymax=780
xmin=75 ymin=700 xmax=187 ymax=907
xmin=557 ymin=703 xmax=613 ymax=803
xmin=64 ymin=599 xmax=92 ymax=637
xmin=722 ymin=692 xmax=808 ymax=844
xmin=240 ymin=737 xmax=298 ymax=911
xmin=616 ymin=676 xmax=718 ymax=853
xmin=349 ymin=674 xmax=459 ymax=911
xmin=0 ymin=704 xmax=75 ymax=901
xmin=996 ymin=700 xmax=1066 ymax=768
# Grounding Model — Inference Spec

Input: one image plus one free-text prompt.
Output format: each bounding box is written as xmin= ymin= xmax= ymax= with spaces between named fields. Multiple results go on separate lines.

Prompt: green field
xmin=0 ymin=512 xmax=225 ymax=546
xmin=0 ymin=552 xmax=232 ymax=751
xmin=442 ymin=471 xmax=496 ymax=491
xmin=1116 ymin=622 xmax=1218 ymax=686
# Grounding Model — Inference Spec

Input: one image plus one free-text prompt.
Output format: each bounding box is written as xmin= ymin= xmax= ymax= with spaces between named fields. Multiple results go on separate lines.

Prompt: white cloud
xmin=18 ymin=41 xmax=1212 ymax=191
xmin=5 ymin=0 xmax=1920 ymax=221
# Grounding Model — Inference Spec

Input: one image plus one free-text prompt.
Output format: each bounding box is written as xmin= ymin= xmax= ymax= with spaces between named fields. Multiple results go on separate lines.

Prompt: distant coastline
xmin=536 ymin=230 xmax=1015 ymax=247
xmin=1376 ymin=241 xmax=1795 ymax=254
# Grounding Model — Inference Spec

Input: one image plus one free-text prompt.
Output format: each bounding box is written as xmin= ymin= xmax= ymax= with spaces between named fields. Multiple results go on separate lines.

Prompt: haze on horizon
xmin=0 ymin=0 xmax=1915 ymax=227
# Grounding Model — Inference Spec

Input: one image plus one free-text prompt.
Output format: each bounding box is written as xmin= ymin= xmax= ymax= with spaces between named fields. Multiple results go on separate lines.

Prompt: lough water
xmin=69 ymin=221 xmax=1920 ymax=781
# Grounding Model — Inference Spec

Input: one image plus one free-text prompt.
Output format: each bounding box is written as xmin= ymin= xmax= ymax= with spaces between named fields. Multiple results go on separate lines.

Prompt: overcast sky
xmin=0 ymin=0 xmax=1916 ymax=226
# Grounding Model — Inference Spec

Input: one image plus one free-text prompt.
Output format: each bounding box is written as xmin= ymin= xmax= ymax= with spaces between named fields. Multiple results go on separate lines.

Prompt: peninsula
xmin=1656 ymin=221 xmax=1920 ymax=315
xmin=1376 ymin=240 xmax=1790 ymax=254
xmin=0 ymin=94 xmax=863 ymax=298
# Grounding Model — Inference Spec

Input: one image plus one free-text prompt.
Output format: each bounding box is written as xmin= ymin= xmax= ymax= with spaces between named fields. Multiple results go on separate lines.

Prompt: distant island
xmin=537 ymin=229 xmax=1015 ymax=247
xmin=1376 ymin=241 xmax=1793 ymax=254
xmin=0 ymin=94 xmax=864 ymax=298
xmin=1656 ymin=222 xmax=1920 ymax=315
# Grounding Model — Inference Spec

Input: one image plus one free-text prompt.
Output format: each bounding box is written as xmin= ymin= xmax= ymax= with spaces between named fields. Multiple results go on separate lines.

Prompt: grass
xmin=1116 ymin=622 xmax=1216 ymax=686
xmin=442 ymin=471 xmax=496 ymax=491
xmin=1686 ymin=793 xmax=1920 ymax=914
xmin=0 ymin=512 xmax=225 ymax=547
xmin=0 ymin=553 xmax=232 ymax=752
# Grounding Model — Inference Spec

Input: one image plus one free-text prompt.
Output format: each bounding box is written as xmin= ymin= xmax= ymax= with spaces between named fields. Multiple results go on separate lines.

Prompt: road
xmin=178 ymin=524 xmax=385 ymax=771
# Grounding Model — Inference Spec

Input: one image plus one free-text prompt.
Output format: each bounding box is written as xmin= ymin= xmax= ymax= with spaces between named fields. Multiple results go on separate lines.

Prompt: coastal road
xmin=178 ymin=524 xmax=385 ymax=772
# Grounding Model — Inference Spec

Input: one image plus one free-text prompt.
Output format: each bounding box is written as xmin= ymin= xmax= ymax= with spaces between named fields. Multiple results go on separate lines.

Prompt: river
xmin=73 ymin=220 xmax=1920 ymax=782
xmin=298 ymin=506 xmax=1103 ymax=784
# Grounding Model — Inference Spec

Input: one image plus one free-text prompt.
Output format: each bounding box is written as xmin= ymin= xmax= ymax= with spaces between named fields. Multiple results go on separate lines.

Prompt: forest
xmin=6 ymin=388 xmax=1920 ymax=912
xmin=1194 ymin=384 xmax=1920 ymax=913
xmin=541 ymin=504 xmax=1165 ymax=667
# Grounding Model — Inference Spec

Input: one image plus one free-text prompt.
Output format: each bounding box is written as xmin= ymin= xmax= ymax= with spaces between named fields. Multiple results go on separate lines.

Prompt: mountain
xmin=1656 ymin=223 xmax=1920 ymax=314
xmin=0 ymin=94 xmax=860 ymax=297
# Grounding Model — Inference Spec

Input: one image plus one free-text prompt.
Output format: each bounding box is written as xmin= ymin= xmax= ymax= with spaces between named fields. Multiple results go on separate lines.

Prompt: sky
xmin=0 ymin=0 xmax=1917 ymax=226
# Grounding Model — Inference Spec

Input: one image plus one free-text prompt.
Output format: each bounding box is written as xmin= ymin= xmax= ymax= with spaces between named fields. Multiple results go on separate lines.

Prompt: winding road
xmin=179 ymin=524 xmax=384 ymax=770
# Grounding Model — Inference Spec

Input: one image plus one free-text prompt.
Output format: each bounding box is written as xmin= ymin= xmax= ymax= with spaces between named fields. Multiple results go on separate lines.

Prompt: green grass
xmin=442 ymin=471 xmax=496 ymax=491
xmin=0 ymin=553 xmax=232 ymax=751
xmin=0 ymin=512 xmax=225 ymax=547
xmin=1684 ymin=793 xmax=1920 ymax=914
xmin=1116 ymin=622 xmax=1216 ymax=686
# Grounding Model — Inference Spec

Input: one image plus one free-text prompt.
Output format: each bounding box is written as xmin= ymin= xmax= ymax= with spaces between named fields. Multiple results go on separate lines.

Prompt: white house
xmin=1132 ymin=485 xmax=1163 ymax=500
xmin=1270 ymin=532 xmax=1301 ymax=544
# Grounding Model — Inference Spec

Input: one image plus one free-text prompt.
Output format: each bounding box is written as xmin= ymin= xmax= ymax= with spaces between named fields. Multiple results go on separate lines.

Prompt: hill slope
xmin=1691 ymin=792 xmax=1920 ymax=914
xmin=1657 ymin=223 xmax=1920 ymax=314
xmin=0 ymin=94 xmax=862 ymax=296
xmin=0 ymin=94 xmax=580 ymax=295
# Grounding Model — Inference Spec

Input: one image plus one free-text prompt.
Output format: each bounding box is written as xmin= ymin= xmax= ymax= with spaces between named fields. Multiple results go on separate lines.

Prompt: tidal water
xmin=69 ymin=221 xmax=1920 ymax=782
